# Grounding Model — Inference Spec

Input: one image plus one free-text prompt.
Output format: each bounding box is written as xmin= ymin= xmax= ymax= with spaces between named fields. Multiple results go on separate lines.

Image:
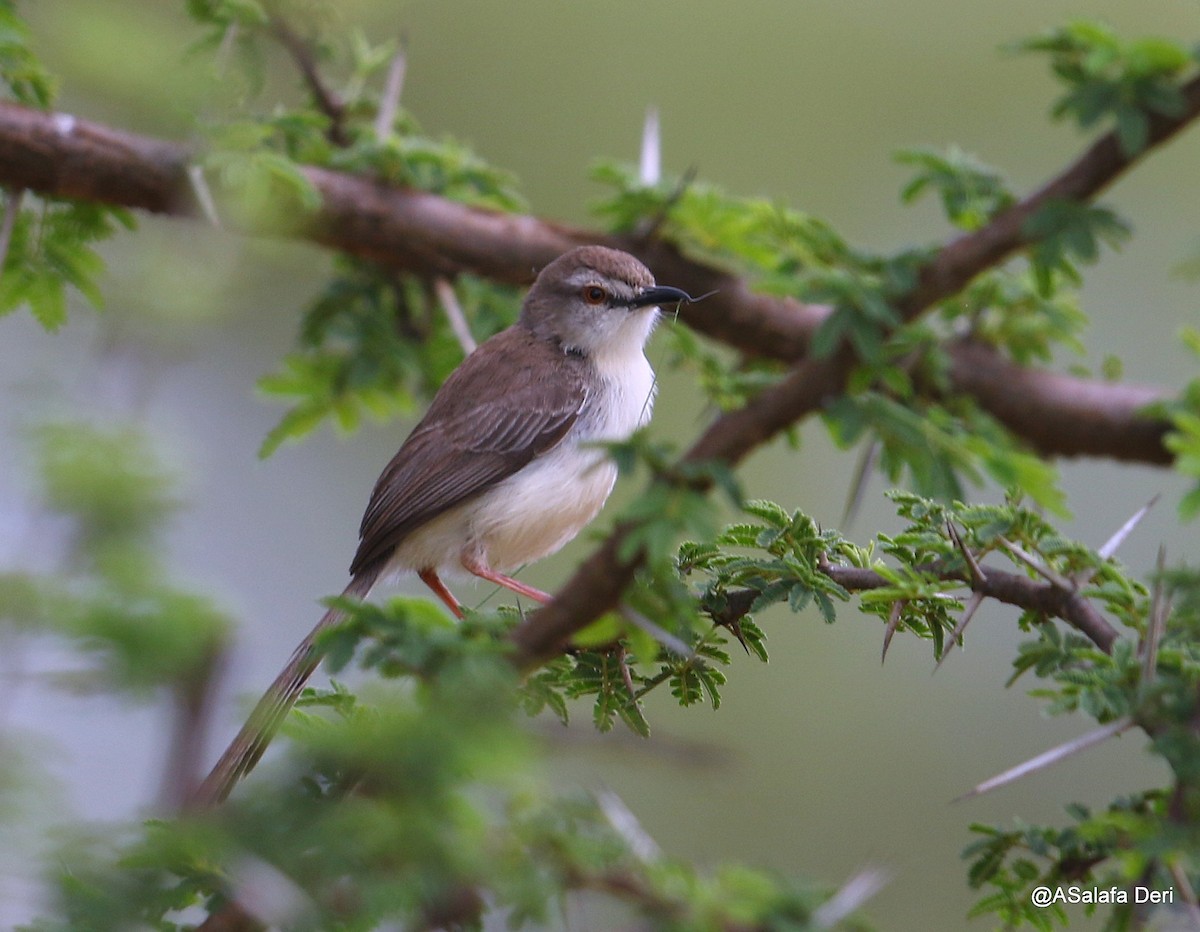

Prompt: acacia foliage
xmin=2 ymin=3 xmax=1200 ymax=929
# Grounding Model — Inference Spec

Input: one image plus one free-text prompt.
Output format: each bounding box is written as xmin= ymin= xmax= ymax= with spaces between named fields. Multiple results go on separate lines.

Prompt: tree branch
xmin=506 ymin=70 xmax=1200 ymax=662
xmin=509 ymin=349 xmax=856 ymax=667
xmin=265 ymin=14 xmax=349 ymax=147
xmin=0 ymin=100 xmax=1181 ymax=466
xmin=823 ymin=562 xmax=1119 ymax=654
xmin=945 ymin=339 xmax=1171 ymax=464
xmin=703 ymin=555 xmax=1120 ymax=655
xmin=893 ymin=71 xmax=1200 ymax=321
xmin=3 ymin=81 xmax=1195 ymax=665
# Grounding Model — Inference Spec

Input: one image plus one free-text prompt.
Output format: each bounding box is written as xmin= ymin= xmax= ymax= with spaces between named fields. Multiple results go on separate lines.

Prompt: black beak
xmin=627 ymin=285 xmax=698 ymax=309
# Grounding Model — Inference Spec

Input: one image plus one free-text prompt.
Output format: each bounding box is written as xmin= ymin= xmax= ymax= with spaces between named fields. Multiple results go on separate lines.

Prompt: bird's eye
xmin=581 ymin=285 xmax=607 ymax=305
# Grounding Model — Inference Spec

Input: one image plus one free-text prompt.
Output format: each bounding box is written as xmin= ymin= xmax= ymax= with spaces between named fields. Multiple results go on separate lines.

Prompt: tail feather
xmin=187 ymin=570 xmax=379 ymax=809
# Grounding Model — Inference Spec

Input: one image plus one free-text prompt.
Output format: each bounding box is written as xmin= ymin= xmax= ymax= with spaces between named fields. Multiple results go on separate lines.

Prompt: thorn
xmin=616 ymin=644 xmax=638 ymax=698
xmin=954 ymin=716 xmax=1133 ymax=802
xmin=596 ymin=788 xmax=661 ymax=863
xmin=1168 ymin=860 xmax=1200 ymax=911
xmin=374 ymin=38 xmax=408 ymax=140
xmin=51 ymin=112 xmax=77 ymax=137
xmin=0 ymin=188 xmax=24 ymax=274
xmin=433 ymin=278 xmax=477 ymax=355
xmin=812 ymin=866 xmax=892 ymax=929
xmin=639 ymin=105 xmax=660 ymax=187
xmin=728 ymin=617 xmax=751 ymax=655
xmin=841 ymin=439 xmax=878 ymax=529
xmin=1074 ymin=494 xmax=1161 ymax=588
xmin=187 ymin=165 xmax=221 ymax=228
xmin=227 ymin=855 xmax=316 ymax=927
xmin=620 ymin=606 xmax=694 ymax=660
xmin=999 ymin=538 xmax=1073 ymax=592
xmin=215 ymin=22 xmax=240 ymax=76
xmin=934 ymin=590 xmax=985 ymax=673
xmin=1097 ymin=494 xmax=1159 ymax=561
xmin=881 ymin=600 xmax=905 ymax=664
xmin=946 ymin=521 xmax=986 ymax=586
xmin=1141 ymin=545 xmax=1168 ymax=687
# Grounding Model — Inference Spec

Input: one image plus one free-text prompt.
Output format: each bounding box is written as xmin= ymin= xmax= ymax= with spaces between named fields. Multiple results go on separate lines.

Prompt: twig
xmin=266 ymin=15 xmax=349 ymax=146
xmin=432 ymin=277 xmax=476 ymax=355
xmin=714 ymin=553 xmax=1121 ymax=656
xmin=893 ymin=71 xmax=1200 ymax=323
xmin=956 ymin=716 xmax=1134 ymax=801
xmin=823 ymin=560 xmax=1120 ymax=654
xmin=635 ymin=164 xmax=697 ymax=244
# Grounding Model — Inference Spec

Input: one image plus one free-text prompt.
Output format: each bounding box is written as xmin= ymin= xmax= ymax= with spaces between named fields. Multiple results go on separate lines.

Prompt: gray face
xmin=520 ymin=246 xmax=689 ymax=359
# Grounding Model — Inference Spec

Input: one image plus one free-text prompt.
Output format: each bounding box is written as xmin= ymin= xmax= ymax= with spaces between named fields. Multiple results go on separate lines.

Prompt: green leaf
xmin=895 ymin=146 xmax=1014 ymax=230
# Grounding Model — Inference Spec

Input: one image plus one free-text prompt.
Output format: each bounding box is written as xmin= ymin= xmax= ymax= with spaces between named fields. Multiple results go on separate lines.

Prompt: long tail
xmin=188 ymin=570 xmax=379 ymax=809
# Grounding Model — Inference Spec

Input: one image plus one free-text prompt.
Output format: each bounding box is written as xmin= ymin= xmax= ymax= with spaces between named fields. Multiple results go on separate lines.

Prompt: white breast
xmin=390 ymin=347 xmax=656 ymax=576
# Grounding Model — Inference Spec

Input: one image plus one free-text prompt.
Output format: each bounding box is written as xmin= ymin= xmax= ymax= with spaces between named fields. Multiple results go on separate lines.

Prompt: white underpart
xmin=387 ymin=306 xmax=659 ymax=579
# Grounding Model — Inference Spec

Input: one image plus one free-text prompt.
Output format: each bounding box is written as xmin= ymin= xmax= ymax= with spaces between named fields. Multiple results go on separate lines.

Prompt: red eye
xmin=582 ymin=285 xmax=607 ymax=305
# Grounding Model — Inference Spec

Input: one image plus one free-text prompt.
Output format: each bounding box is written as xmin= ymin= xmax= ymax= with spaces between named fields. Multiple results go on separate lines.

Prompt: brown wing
xmin=348 ymin=327 xmax=588 ymax=577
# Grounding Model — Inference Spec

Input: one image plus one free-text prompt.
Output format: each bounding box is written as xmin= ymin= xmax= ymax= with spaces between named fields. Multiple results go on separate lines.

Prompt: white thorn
xmin=374 ymin=45 xmax=408 ymax=140
xmin=956 ymin=717 xmax=1133 ymax=801
xmin=812 ymin=867 xmax=891 ymax=928
xmin=216 ymin=22 xmax=239 ymax=76
xmin=639 ymin=106 xmax=660 ymax=186
xmin=619 ymin=606 xmax=694 ymax=660
xmin=228 ymin=856 xmax=314 ymax=927
xmin=0 ymin=188 xmax=25 ymax=275
xmin=596 ymin=788 xmax=661 ymax=863
xmin=999 ymin=538 xmax=1074 ymax=592
xmin=1097 ymin=494 xmax=1159 ymax=561
xmin=433 ymin=278 xmax=477 ymax=356
xmin=51 ymin=112 xmax=76 ymax=136
xmin=187 ymin=165 xmax=221 ymax=228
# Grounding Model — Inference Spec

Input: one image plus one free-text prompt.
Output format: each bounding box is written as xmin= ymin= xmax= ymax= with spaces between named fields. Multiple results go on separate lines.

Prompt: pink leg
xmin=419 ymin=567 xmax=464 ymax=619
xmin=461 ymin=555 xmax=553 ymax=605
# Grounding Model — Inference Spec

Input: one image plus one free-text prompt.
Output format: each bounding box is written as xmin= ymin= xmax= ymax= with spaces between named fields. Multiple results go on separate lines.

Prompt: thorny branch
xmin=704 ymin=558 xmax=1120 ymax=657
xmin=507 ymin=71 xmax=1200 ymax=663
xmin=265 ymin=13 xmax=349 ymax=147
xmin=2 ymin=64 xmax=1196 ymax=664
xmin=0 ymin=99 xmax=1180 ymax=464
xmin=14 ymin=35 xmax=1190 ymax=929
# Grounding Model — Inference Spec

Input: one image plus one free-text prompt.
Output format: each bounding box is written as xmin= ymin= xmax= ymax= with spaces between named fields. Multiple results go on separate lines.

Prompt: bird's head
xmin=521 ymin=246 xmax=693 ymax=362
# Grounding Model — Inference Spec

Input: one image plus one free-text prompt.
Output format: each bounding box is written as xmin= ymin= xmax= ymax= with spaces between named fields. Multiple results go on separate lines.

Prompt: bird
xmin=189 ymin=245 xmax=695 ymax=806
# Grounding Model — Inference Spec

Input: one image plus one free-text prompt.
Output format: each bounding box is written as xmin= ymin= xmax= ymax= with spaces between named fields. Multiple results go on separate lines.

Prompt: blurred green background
xmin=3 ymin=1 xmax=1199 ymax=928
